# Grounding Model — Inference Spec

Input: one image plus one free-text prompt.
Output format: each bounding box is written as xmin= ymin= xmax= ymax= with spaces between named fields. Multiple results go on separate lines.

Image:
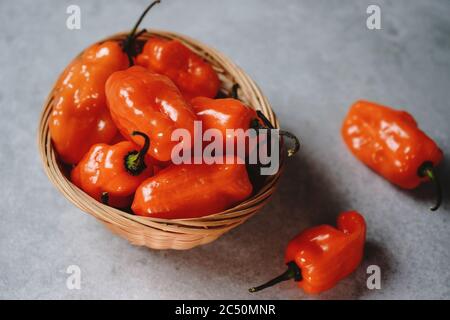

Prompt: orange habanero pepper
xmin=342 ymin=100 xmax=443 ymax=210
xmin=136 ymin=37 xmax=220 ymax=100
xmin=131 ymin=156 xmax=253 ymax=219
xmin=71 ymin=132 xmax=154 ymax=208
xmin=105 ymin=66 xmax=198 ymax=162
xmin=49 ymin=41 xmax=128 ymax=164
xmin=49 ymin=1 xmax=160 ymax=164
xmin=191 ymin=96 xmax=259 ymax=152
xmin=249 ymin=211 xmax=366 ymax=294
xmin=191 ymin=95 xmax=300 ymax=157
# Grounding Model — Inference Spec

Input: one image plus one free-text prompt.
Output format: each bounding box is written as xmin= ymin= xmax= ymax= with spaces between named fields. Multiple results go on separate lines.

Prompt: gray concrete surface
xmin=0 ymin=0 xmax=449 ymax=300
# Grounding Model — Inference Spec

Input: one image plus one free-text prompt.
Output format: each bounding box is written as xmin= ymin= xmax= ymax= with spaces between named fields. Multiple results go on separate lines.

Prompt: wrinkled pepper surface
xmin=342 ymin=100 xmax=443 ymax=210
xmin=191 ymin=96 xmax=300 ymax=157
xmin=105 ymin=66 xmax=198 ymax=162
xmin=71 ymin=132 xmax=154 ymax=208
xmin=136 ymin=37 xmax=220 ymax=100
xmin=132 ymin=156 xmax=253 ymax=219
xmin=50 ymin=41 xmax=129 ymax=164
xmin=50 ymin=0 xmax=160 ymax=164
xmin=191 ymin=96 xmax=258 ymax=153
xmin=249 ymin=211 xmax=366 ymax=294
xmin=191 ymin=97 xmax=258 ymax=135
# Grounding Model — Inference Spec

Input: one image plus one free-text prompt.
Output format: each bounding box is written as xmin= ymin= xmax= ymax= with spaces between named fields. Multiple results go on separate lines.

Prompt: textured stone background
xmin=0 ymin=0 xmax=449 ymax=299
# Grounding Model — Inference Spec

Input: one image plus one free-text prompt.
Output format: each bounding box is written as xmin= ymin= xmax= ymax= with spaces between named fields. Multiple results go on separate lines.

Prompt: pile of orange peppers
xmin=49 ymin=1 xmax=444 ymax=295
xmin=50 ymin=1 xmax=269 ymax=220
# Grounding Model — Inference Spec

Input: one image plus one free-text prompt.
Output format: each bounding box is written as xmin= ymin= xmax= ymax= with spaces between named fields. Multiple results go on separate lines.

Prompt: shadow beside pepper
xmin=314 ymin=240 xmax=394 ymax=300
xmin=125 ymin=147 xmax=383 ymax=299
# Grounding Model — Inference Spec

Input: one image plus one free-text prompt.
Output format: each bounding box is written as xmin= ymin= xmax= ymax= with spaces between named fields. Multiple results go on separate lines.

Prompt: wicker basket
xmin=38 ymin=30 xmax=284 ymax=250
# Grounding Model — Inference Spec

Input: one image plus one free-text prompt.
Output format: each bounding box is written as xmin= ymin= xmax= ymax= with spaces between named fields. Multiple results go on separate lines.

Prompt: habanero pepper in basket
xmin=342 ymin=100 xmax=444 ymax=211
xmin=191 ymin=96 xmax=259 ymax=154
xmin=136 ymin=36 xmax=220 ymax=100
xmin=131 ymin=156 xmax=253 ymax=219
xmin=71 ymin=132 xmax=154 ymax=208
xmin=49 ymin=1 xmax=160 ymax=164
xmin=49 ymin=41 xmax=128 ymax=164
xmin=105 ymin=66 xmax=197 ymax=162
xmin=249 ymin=211 xmax=366 ymax=294
xmin=190 ymin=96 xmax=300 ymax=157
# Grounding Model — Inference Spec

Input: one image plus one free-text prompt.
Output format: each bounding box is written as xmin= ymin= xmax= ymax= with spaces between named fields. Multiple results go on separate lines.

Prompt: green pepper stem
xmin=249 ymin=261 xmax=302 ymax=293
xmin=124 ymin=131 xmax=150 ymax=176
xmin=254 ymin=110 xmax=300 ymax=157
xmin=418 ymin=161 xmax=442 ymax=211
xmin=122 ymin=0 xmax=161 ymax=65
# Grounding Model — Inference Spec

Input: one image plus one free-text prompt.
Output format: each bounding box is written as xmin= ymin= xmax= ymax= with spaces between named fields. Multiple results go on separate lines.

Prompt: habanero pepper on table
xmin=342 ymin=100 xmax=444 ymax=211
xmin=136 ymin=35 xmax=220 ymax=100
xmin=49 ymin=1 xmax=161 ymax=164
xmin=249 ymin=211 xmax=366 ymax=294
xmin=71 ymin=132 xmax=155 ymax=208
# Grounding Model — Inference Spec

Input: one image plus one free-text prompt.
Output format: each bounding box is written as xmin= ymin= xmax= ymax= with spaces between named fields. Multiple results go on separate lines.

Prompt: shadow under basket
xmin=38 ymin=30 xmax=285 ymax=250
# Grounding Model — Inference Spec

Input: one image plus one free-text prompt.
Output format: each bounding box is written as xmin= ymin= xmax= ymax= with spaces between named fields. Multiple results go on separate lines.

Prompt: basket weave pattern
xmin=38 ymin=30 xmax=283 ymax=250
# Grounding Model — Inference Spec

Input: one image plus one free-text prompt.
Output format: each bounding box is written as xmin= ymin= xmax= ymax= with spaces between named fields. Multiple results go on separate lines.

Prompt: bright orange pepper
xmin=49 ymin=1 xmax=160 ymax=164
xmin=49 ymin=41 xmax=129 ymax=164
xmin=131 ymin=156 xmax=253 ymax=219
xmin=191 ymin=96 xmax=300 ymax=157
xmin=342 ymin=100 xmax=443 ymax=210
xmin=136 ymin=37 xmax=220 ymax=100
xmin=191 ymin=97 xmax=258 ymax=134
xmin=105 ymin=66 xmax=198 ymax=162
xmin=249 ymin=211 xmax=366 ymax=294
xmin=191 ymin=96 xmax=258 ymax=152
xmin=71 ymin=132 xmax=154 ymax=208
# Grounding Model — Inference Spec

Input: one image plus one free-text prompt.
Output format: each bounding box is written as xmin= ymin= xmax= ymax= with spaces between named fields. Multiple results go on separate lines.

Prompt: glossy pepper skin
xmin=191 ymin=96 xmax=258 ymax=151
xmin=249 ymin=211 xmax=366 ymax=294
xmin=71 ymin=132 xmax=154 ymax=208
xmin=191 ymin=96 xmax=300 ymax=158
xmin=50 ymin=0 xmax=161 ymax=164
xmin=132 ymin=157 xmax=253 ymax=219
xmin=191 ymin=97 xmax=258 ymax=133
xmin=50 ymin=41 xmax=129 ymax=164
xmin=285 ymin=211 xmax=366 ymax=294
xmin=105 ymin=66 xmax=198 ymax=162
xmin=342 ymin=101 xmax=444 ymax=211
xmin=136 ymin=37 xmax=220 ymax=100
xmin=342 ymin=100 xmax=443 ymax=189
